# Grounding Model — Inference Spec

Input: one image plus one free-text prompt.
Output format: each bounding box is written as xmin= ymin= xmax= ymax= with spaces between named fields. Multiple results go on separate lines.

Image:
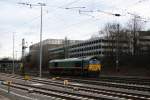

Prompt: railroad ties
xmin=0 ymin=73 xmax=150 ymax=100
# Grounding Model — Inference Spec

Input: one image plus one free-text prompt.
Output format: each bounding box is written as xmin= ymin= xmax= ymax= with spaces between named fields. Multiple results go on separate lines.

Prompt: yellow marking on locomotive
xmin=88 ymin=64 xmax=101 ymax=71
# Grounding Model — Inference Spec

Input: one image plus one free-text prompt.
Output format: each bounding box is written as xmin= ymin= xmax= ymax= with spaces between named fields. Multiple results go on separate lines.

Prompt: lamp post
xmin=39 ymin=3 xmax=46 ymax=78
xmin=18 ymin=2 xmax=46 ymax=77
xmin=12 ymin=32 xmax=15 ymax=74
xmin=114 ymin=14 xmax=121 ymax=72
xmin=116 ymin=24 xmax=119 ymax=72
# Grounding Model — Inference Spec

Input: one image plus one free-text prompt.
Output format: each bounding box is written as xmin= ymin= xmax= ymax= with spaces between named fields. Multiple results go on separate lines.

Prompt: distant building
xmin=29 ymin=39 xmax=82 ymax=71
xmin=48 ymin=32 xmax=150 ymax=59
xmin=49 ymin=37 xmax=131 ymax=59
xmin=137 ymin=31 xmax=150 ymax=55
xmin=29 ymin=31 xmax=150 ymax=72
xmin=0 ymin=60 xmax=21 ymax=73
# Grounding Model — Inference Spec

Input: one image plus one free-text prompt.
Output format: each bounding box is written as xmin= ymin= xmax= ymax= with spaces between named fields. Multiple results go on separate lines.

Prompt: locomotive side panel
xmin=49 ymin=57 xmax=102 ymax=77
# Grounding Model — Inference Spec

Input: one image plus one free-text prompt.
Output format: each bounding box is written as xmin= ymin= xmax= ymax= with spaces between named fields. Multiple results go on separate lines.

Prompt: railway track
xmin=1 ymin=80 xmax=128 ymax=100
xmin=0 ymin=73 xmax=150 ymax=100
xmin=55 ymin=75 xmax=150 ymax=86
xmin=2 ymin=73 xmax=150 ymax=86
xmin=56 ymin=77 xmax=150 ymax=92
xmin=2 ymin=82 xmax=97 ymax=100
xmin=31 ymin=78 xmax=150 ymax=100
xmin=98 ymin=76 xmax=150 ymax=86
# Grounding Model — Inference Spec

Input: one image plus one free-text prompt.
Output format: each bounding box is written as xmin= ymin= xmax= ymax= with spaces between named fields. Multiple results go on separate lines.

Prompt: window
xmin=54 ymin=62 xmax=58 ymax=67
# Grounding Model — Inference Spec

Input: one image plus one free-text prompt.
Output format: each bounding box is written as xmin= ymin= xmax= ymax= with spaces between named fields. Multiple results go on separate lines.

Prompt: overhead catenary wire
xmin=78 ymin=9 xmax=123 ymax=18
xmin=21 ymin=0 xmax=146 ymax=30
xmin=127 ymin=0 xmax=149 ymax=8
xmin=16 ymin=1 xmax=87 ymax=39
xmin=105 ymin=0 xmax=149 ymax=13
xmin=16 ymin=0 xmax=150 ymax=34
xmin=60 ymin=0 xmax=82 ymax=8
xmin=2 ymin=0 xmax=150 ymax=59
xmin=17 ymin=1 xmax=150 ymax=34
xmin=78 ymin=8 xmax=150 ymax=23
xmin=16 ymin=0 xmax=90 ymax=33
xmin=127 ymin=12 xmax=150 ymax=22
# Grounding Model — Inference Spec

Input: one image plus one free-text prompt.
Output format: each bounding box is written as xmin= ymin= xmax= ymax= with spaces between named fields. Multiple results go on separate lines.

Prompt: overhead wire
xmin=10 ymin=0 xmax=150 ymax=38
xmin=16 ymin=0 xmax=150 ymax=33
xmin=16 ymin=0 xmax=85 ymax=29
xmin=43 ymin=0 xmax=92 ymax=32
xmin=60 ymin=0 xmax=82 ymax=8
xmin=126 ymin=0 xmax=148 ymax=8
xmin=110 ymin=0 xmax=150 ymax=20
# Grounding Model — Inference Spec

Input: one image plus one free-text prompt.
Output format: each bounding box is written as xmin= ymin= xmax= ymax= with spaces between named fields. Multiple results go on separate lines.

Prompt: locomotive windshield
xmin=89 ymin=59 xmax=100 ymax=64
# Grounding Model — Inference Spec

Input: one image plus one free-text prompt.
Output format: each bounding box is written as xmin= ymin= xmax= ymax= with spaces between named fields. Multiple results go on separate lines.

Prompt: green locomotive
xmin=49 ymin=56 xmax=102 ymax=76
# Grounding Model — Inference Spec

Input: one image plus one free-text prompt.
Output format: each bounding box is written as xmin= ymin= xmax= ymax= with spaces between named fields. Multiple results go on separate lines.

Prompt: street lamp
xmin=38 ymin=3 xmax=46 ymax=78
xmin=114 ymin=14 xmax=121 ymax=72
xmin=12 ymin=32 xmax=15 ymax=74
xmin=18 ymin=2 xmax=46 ymax=77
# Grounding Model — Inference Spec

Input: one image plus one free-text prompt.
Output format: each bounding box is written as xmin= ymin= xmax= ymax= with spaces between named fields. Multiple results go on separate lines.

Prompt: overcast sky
xmin=0 ymin=0 xmax=150 ymax=59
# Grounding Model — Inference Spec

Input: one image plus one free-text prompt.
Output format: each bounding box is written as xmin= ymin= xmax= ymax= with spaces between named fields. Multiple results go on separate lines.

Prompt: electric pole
xmin=114 ymin=14 xmax=121 ymax=72
xmin=39 ymin=3 xmax=45 ymax=78
xmin=22 ymin=38 xmax=25 ymax=75
xmin=12 ymin=32 xmax=15 ymax=74
xmin=18 ymin=2 xmax=46 ymax=77
xmin=127 ymin=13 xmax=143 ymax=56
xmin=133 ymin=15 xmax=136 ymax=56
xmin=64 ymin=37 xmax=68 ymax=58
xmin=116 ymin=24 xmax=119 ymax=72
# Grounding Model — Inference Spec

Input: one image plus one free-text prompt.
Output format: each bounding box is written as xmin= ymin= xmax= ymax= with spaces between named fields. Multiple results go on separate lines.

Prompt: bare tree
xmin=126 ymin=15 xmax=145 ymax=55
xmin=103 ymin=23 xmax=119 ymax=40
xmin=90 ymin=33 xmax=100 ymax=40
xmin=102 ymin=23 xmax=120 ymax=56
xmin=101 ymin=23 xmax=131 ymax=56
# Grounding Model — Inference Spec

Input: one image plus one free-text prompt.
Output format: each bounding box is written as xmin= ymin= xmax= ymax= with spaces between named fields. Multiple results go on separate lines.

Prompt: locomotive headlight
xmin=88 ymin=64 xmax=101 ymax=71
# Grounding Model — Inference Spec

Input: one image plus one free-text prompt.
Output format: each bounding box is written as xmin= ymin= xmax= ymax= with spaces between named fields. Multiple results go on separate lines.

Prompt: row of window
xmin=69 ymin=39 xmax=103 ymax=48
xmin=69 ymin=51 xmax=117 ymax=57
xmin=69 ymin=45 xmax=129 ymax=53
xmin=69 ymin=50 xmax=130 ymax=58
xmin=69 ymin=39 xmax=128 ymax=49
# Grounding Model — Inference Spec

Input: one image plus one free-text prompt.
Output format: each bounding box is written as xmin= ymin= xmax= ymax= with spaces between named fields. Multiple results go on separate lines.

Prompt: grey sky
xmin=0 ymin=0 xmax=150 ymax=59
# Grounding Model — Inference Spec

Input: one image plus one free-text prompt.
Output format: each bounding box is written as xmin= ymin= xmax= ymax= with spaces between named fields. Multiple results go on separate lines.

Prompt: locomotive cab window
xmin=54 ymin=62 xmax=58 ymax=67
xmin=89 ymin=59 xmax=100 ymax=64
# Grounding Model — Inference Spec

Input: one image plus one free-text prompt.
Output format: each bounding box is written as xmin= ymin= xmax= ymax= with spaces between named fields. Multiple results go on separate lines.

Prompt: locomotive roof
xmin=49 ymin=56 xmax=99 ymax=63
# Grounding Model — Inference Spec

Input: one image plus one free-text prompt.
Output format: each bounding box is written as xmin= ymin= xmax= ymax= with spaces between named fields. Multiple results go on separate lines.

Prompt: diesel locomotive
xmin=49 ymin=56 xmax=102 ymax=76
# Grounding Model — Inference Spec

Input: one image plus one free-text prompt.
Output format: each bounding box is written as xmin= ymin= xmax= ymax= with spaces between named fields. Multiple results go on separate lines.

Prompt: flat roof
xmin=49 ymin=56 xmax=99 ymax=63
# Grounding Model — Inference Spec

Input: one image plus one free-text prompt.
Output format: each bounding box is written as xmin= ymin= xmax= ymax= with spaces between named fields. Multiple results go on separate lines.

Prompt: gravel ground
xmin=0 ymin=94 xmax=10 ymax=100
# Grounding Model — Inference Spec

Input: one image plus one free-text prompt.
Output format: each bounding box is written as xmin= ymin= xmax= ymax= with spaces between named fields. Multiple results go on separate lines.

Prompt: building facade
xmin=49 ymin=31 xmax=150 ymax=59
xmin=29 ymin=31 xmax=150 ymax=71
xmin=49 ymin=38 xmax=131 ymax=59
xmin=29 ymin=39 xmax=82 ymax=71
xmin=137 ymin=31 xmax=150 ymax=55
